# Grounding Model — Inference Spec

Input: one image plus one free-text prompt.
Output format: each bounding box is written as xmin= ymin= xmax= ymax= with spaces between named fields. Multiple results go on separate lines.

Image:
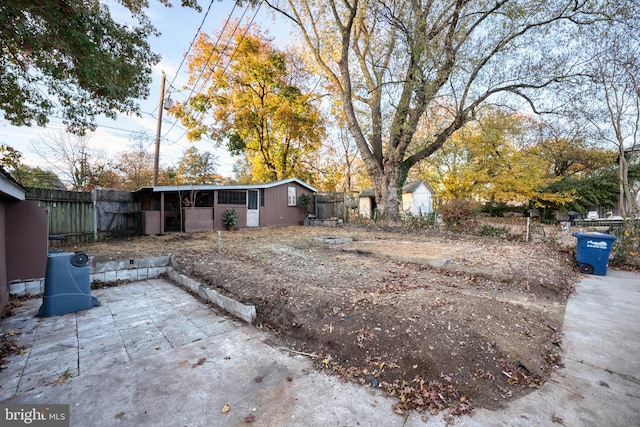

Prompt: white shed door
xmin=247 ymin=190 xmax=259 ymax=227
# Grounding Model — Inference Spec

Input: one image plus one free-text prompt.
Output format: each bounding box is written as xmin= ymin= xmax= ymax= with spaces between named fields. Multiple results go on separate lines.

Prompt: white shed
xmin=359 ymin=180 xmax=435 ymax=219
xmin=401 ymin=180 xmax=434 ymax=216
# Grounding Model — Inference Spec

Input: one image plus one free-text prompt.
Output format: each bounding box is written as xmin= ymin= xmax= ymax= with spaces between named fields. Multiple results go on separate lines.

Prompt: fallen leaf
xmin=392 ymin=404 xmax=404 ymax=415
xmin=47 ymin=368 xmax=73 ymax=385
xmin=221 ymin=404 xmax=230 ymax=414
xmin=192 ymin=357 xmax=206 ymax=368
xmin=115 ymin=412 xmax=125 ymax=420
xmin=244 ymin=414 xmax=256 ymax=423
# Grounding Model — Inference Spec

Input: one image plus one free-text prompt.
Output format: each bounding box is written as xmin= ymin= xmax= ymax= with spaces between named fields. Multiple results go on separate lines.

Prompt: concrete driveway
xmin=1 ymin=270 xmax=639 ymax=426
xmin=463 ymin=269 xmax=640 ymax=426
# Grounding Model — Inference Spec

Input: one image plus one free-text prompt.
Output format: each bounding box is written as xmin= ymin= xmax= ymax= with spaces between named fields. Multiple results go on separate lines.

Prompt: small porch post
xmin=160 ymin=191 xmax=165 ymax=234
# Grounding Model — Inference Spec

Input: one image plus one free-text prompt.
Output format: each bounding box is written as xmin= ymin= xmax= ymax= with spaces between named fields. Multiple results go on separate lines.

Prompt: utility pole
xmin=153 ymin=71 xmax=166 ymax=186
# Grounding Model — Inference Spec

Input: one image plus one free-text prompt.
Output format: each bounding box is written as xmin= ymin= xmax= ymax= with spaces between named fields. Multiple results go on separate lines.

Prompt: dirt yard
xmin=77 ymin=224 xmax=579 ymax=416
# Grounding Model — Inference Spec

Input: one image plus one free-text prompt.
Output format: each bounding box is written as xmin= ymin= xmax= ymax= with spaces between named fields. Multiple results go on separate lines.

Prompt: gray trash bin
xmin=39 ymin=251 xmax=100 ymax=317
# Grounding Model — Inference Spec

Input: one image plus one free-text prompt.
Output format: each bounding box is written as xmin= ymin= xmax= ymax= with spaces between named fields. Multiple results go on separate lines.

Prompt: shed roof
xmin=0 ymin=166 xmax=27 ymax=200
xmin=359 ymin=180 xmax=434 ymax=198
xmin=136 ymin=177 xmax=317 ymax=193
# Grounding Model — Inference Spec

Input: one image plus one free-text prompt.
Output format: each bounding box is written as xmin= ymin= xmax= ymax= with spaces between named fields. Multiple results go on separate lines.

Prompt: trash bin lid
xmin=572 ymin=231 xmax=617 ymax=241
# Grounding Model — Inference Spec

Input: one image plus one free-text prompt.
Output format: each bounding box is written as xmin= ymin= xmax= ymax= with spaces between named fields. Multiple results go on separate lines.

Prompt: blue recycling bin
xmin=572 ymin=232 xmax=617 ymax=275
xmin=39 ymin=251 xmax=100 ymax=317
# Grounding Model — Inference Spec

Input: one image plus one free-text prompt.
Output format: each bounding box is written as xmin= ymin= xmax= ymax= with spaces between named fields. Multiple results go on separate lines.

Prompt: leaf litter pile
xmin=82 ymin=224 xmax=578 ymax=416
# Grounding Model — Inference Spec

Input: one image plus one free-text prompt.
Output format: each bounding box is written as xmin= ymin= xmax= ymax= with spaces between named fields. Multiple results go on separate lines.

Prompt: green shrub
xmin=298 ymin=193 xmax=312 ymax=214
xmin=222 ymin=209 xmax=238 ymax=229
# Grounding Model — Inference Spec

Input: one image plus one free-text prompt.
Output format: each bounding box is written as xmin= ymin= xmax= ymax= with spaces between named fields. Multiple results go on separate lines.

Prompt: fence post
xmin=525 ymin=217 xmax=530 ymax=242
xmin=92 ymin=189 xmax=98 ymax=241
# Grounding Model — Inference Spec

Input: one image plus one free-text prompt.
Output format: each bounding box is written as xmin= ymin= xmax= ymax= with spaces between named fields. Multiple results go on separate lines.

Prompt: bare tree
xmin=32 ymin=131 xmax=110 ymax=191
xmin=114 ymin=131 xmax=155 ymax=191
xmin=266 ymin=0 xmax=636 ymax=217
xmin=579 ymin=27 xmax=640 ymax=220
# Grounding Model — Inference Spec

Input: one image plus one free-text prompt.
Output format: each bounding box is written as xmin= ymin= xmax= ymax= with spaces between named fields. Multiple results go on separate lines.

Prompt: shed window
xmin=218 ymin=190 xmax=246 ymax=205
xmin=287 ymin=186 xmax=296 ymax=206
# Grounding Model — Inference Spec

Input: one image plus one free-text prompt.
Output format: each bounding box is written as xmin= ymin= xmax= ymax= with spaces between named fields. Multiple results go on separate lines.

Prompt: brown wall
xmin=210 ymin=183 xmax=314 ymax=230
xmin=0 ymin=201 xmax=7 ymax=315
xmin=213 ymin=203 xmax=247 ymax=230
xmin=260 ymin=183 xmax=313 ymax=227
xmin=6 ymin=201 xmax=48 ymax=282
xmin=183 ymin=207 xmax=214 ymax=232
xmin=143 ymin=210 xmax=161 ymax=235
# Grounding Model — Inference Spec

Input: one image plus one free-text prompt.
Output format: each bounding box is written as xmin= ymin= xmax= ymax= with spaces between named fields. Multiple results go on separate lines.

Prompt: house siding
xmin=0 ymin=199 xmax=47 ymax=315
xmin=0 ymin=201 xmax=7 ymax=315
xmin=260 ymin=183 xmax=311 ymax=227
xmin=214 ymin=201 xmax=248 ymax=230
xmin=136 ymin=178 xmax=316 ymax=232
xmin=183 ymin=207 xmax=214 ymax=232
xmin=402 ymin=193 xmax=415 ymax=213
xmin=6 ymin=201 xmax=48 ymax=282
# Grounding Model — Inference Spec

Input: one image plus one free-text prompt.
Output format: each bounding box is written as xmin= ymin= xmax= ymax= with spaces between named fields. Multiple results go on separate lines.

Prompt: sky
xmin=0 ymin=0 xmax=295 ymax=178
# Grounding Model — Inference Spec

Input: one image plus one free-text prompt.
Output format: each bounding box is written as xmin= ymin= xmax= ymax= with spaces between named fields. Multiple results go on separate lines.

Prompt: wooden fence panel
xmin=26 ymin=189 xmax=142 ymax=243
xmin=28 ymin=189 xmax=93 ymax=243
xmin=94 ymin=189 xmax=141 ymax=238
xmin=315 ymin=192 xmax=345 ymax=220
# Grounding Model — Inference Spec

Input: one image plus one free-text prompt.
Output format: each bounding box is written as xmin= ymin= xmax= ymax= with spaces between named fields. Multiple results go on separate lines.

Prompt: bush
xmin=399 ymin=210 xmax=436 ymax=229
xmin=476 ymin=224 xmax=509 ymax=239
xmin=439 ymin=199 xmax=478 ymax=232
xmin=610 ymin=223 xmax=639 ymax=266
xmin=222 ymin=209 xmax=238 ymax=229
xmin=298 ymin=193 xmax=312 ymax=214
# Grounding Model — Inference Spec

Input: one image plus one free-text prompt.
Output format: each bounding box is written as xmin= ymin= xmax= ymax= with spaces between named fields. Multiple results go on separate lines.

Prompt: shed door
xmin=247 ymin=190 xmax=259 ymax=227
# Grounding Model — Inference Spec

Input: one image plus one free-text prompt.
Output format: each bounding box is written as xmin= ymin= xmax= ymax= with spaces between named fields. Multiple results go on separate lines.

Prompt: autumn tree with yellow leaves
xmin=415 ymin=110 xmax=579 ymax=208
xmin=171 ymin=23 xmax=325 ymax=183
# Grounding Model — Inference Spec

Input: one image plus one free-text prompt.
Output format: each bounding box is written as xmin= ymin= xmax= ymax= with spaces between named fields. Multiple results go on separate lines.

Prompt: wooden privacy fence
xmin=26 ymin=189 xmax=141 ymax=244
xmin=315 ymin=192 xmax=345 ymax=220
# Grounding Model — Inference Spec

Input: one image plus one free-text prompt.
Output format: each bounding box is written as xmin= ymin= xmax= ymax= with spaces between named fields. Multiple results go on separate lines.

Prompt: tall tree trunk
xmin=370 ymin=165 xmax=401 ymax=218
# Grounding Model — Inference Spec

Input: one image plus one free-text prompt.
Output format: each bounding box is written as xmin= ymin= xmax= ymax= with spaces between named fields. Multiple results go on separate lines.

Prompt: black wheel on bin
xmin=71 ymin=251 xmax=89 ymax=267
xmin=579 ymin=263 xmax=594 ymax=274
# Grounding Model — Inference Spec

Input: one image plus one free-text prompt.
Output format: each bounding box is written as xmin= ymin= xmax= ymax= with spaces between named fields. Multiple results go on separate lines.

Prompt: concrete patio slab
xmin=1 ymin=270 xmax=639 ymax=426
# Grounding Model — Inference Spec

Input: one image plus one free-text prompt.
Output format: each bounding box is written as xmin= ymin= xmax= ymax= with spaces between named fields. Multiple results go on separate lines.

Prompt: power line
xmin=5 ymin=4 xmax=255 ymax=172
xmin=161 ymin=2 xmax=245 ymax=139
xmin=169 ymin=1 xmax=264 ymax=146
xmin=168 ymin=0 xmax=217 ymax=91
xmin=152 ymin=0 xmax=218 ymax=116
